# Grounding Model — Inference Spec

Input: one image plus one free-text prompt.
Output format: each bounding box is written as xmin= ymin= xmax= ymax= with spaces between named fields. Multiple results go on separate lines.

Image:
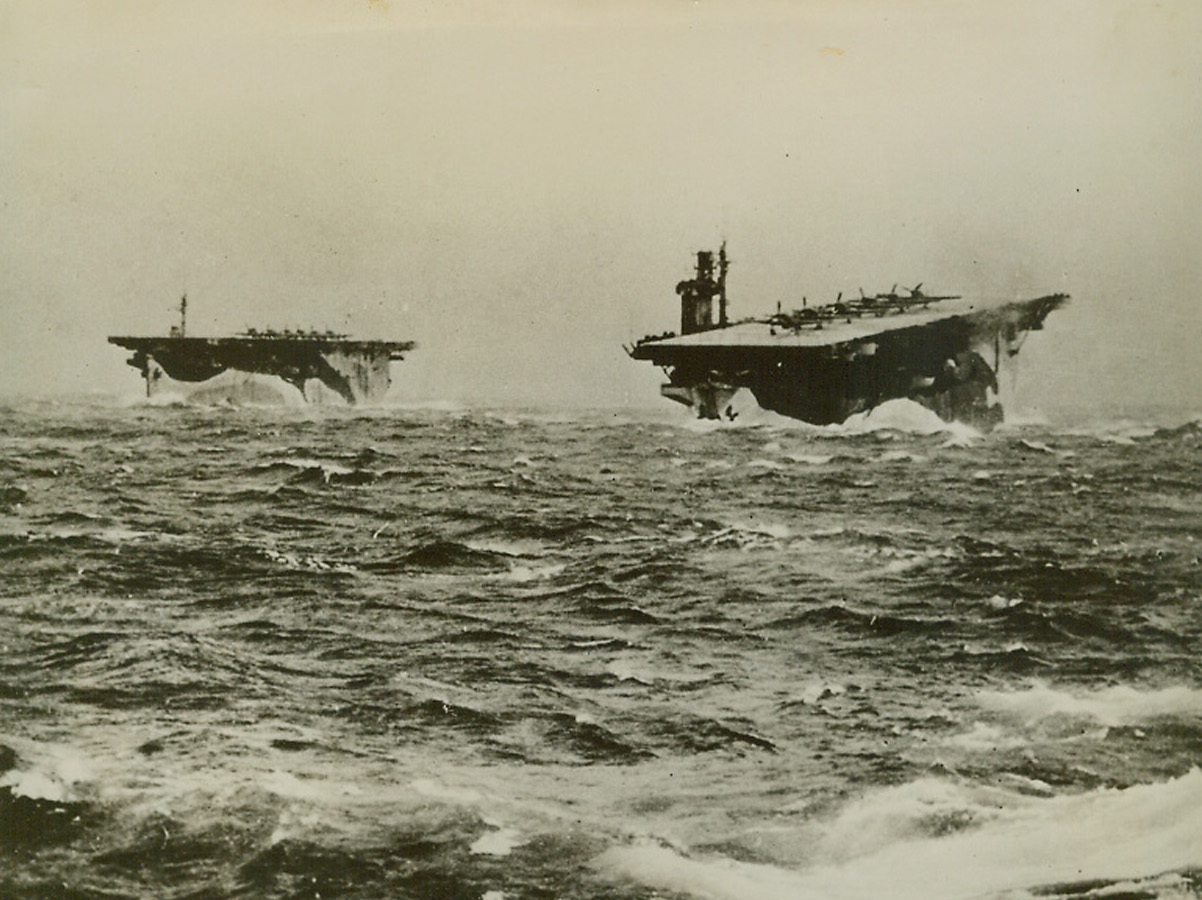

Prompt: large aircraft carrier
xmin=627 ymin=245 xmax=1068 ymax=427
xmin=109 ymin=297 xmax=415 ymax=405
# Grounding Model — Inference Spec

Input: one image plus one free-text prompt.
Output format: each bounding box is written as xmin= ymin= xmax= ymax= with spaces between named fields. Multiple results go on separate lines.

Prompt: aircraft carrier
xmin=627 ymin=245 xmax=1069 ymax=426
xmin=109 ymin=297 xmax=415 ymax=405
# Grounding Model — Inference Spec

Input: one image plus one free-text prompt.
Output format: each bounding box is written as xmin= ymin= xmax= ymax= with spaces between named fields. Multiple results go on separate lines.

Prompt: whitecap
xmin=464 ymin=538 xmax=550 ymax=557
xmin=783 ymin=453 xmax=833 ymax=465
xmin=796 ymin=681 xmax=847 ymax=704
xmin=410 ymin=778 xmax=484 ymax=807
xmin=606 ymin=658 xmax=651 ymax=684
xmin=262 ymin=769 xmax=363 ymax=802
xmin=0 ymin=769 xmax=70 ymax=802
xmin=747 ymin=458 xmax=786 ymax=470
xmin=597 ymin=769 xmax=1202 ymax=900
xmin=976 ymin=682 xmax=1202 ymax=728
xmin=945 ymin=722 xmax=1029 ymax=752
xmin=471 ymin=825 xmax=524 ymax=856
xmin=985 ymin=594 xmax=1022 ymax=610
xmin=877 ymin=449 xmax=927 ymax=463
xmin=497 ymin=563 xmax=566 ymax=583
xmin=275 ymin=458 xmax=356 ymax=481
xmin=0 ymin=740 xmax=95 ymax=803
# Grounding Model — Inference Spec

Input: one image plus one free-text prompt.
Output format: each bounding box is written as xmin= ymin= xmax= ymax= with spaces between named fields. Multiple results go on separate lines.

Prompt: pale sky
xmin=2 ymin=0 xmax=1199 ymax=416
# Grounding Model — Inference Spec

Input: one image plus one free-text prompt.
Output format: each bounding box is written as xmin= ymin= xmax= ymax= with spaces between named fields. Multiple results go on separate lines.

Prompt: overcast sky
xmin=2 ymin=0 xmax=1199 ymax=416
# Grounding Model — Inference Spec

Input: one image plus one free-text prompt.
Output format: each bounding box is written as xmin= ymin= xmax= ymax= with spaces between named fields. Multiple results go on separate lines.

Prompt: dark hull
xmin=108 ymin=336 xmax=415 ymax=405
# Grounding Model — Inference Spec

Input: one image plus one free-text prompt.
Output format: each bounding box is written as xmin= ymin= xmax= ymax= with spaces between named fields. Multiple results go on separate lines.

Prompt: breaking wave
xmin=599 ymin=770 xmax=1202 ymax=900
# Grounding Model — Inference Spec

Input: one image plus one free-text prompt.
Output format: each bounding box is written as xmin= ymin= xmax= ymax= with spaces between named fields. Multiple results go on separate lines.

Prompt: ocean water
xmin=1 ymin=394 xmax=1199 ymax=900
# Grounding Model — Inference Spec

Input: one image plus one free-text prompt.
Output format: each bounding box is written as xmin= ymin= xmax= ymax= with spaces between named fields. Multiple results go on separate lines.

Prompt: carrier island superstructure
xmin=109 ymin=296 xmax=415 ymax=405
xmin=627 ymin=245 xmax=1068 ymax=427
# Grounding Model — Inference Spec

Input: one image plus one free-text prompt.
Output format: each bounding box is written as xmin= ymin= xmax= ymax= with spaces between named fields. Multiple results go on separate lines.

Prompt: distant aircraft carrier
xmin=627 ymin=245 xmax=1068 ymax=426
xmin=109 ymin=296 xmax=415 ymax=405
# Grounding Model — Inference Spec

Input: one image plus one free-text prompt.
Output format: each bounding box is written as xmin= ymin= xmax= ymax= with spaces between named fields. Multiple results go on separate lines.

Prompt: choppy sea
xmin=1 ymin=394 xmax=1200 ymax=900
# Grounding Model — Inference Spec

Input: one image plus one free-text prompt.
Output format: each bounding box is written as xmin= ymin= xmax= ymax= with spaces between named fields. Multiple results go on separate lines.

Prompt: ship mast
xmin=169 ymin=294 xmax=188 ymax=338
xmin=717 ymin=241 xmax=729 ymax=327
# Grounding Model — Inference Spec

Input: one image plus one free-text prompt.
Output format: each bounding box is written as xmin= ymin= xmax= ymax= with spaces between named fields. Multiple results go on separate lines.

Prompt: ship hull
xmin=660 ymin=346 xmax=1003 ymax=427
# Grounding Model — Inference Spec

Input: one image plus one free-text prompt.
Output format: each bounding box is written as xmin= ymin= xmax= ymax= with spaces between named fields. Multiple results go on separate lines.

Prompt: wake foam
xmin=976 ymin=682 xmax=1202 ymax=728
xmin=839 ymin=399 xmax=953 ymax=435
xmin=0 ymin=740 xmax=96 ymax=803
xmin=674 ymin=395 xmax=987 ymax=440
xmin=597 ymin=769 xmax=1202 ymax=900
